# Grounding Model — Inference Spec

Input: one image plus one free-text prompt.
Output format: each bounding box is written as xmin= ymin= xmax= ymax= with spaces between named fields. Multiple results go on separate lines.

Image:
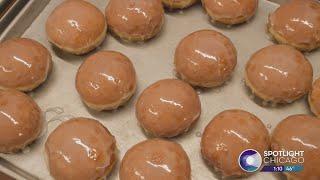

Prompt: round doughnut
xmin=76 ymin=51 xmax=137 ymax=111
xmin=267 ymin=0 xmax=320 ymax=52
xmin=245 ymin=45 xmax=313 ymax=104
xmin=174 ymin=29 xmax=237 ymax=87
xmin=105 ymin=0 xmax=164 ymax=42
xmin=271 ymin=114 xmax=320 ymax=179
xmin=45 ymin=117 xmax=116 ymax=180
xmin=120 ymin=139 xmax=191 ymax=180
xmin=162 ymin=0 xmax=198 ymax=9
xmin=201 ymin=109 xmax=270 ymax=178
xmin=136 ymin=79 xmax=201 ymax=137
xmin=309 ymin=78 xmax=320 ymax=117
xmin=46 ymin=0 xmax=106 ymax=55
xmin=0 ymin=38 xmax=52 ymax=92
xmin=0 ymin=89 xmax=43 ymax=153
xmin=201 ymin=0 xmax=258 ymax=25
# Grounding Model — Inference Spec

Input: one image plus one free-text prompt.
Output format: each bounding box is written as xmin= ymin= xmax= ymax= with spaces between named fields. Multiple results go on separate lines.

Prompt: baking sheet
xmin=1 ymin=0 xmax=320 ymax=179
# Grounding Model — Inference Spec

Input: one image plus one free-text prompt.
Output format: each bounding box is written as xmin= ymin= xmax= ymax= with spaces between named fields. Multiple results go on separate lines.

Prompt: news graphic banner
xmin=238 ymin=149 xmax=304 ymax=173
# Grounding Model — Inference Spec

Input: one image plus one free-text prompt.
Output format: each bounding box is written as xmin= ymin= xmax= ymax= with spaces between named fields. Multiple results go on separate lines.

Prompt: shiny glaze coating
xmin=45 ymin=118 xmax=116 ymax=180
xmin=309 ymin=78 xmax=320 ymax=117
xmin=0 ymin=38 xmax=52 ymax=92
xmin=162 ymin=0 xmax=198 ymax=9
xmin=105 ymin=0 xmax=164 ymax=42
xmin=271 ymin=115 xmax=320 ymax=180
xmin=201 ymin=0 xmax=258 ymax=25
xmin=245 ymin=45 xmax=313 ymax=103
xmin=0 ymin=89 xmax=42 ymax=153
xmin=201 ymin=109 xmax=270 ymax=177
xmin=46 ymin=0 xmax=106 ymax=55
xmin=136 ymin=79 xmax=201 ymax=137
xmin=76 ymin=51 xmax=136 ymax=111
xmin=120 ymin=139 xmax=191 ymax=180
xmin=175 ymin=29 xmax=237 ymax=87
xmin=268 ymin=0 xmax=320 ymax=51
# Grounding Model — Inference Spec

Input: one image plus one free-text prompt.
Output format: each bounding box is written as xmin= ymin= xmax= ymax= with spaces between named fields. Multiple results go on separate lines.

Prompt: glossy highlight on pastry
xmin=45 ymin=117 xmax=116 ymax=180
xmin=120 ymin=139 xmax=191 ymax=180
xmin=201 ymin=109 xmax=270 ymax=178
xmin=271 ymin=114 xmax=320 ymax=180
xmin=0 ymin=89 xmax=43 ymax=153
xmin=174 ymin=29 xmax=237 ymax=87
xmin=46 ymin=0 xmax=106 ymax=55
xmin=0 ymin=38 xmax=52 ymax=92
xmin=245 ymin=44 xmax=313 ymax=104
xmin=105 ymin=0 xmax=164 ymax=42
xmin=201 ymin=0 xmax=258 ymax=25
xmin=76 ymin=51 xmax=137 ymax=111
xmin=267 ymin=0 xmax=320 ymax=51
xmin=162 ymin=0 xmax=198 ymax=9
xmin=136 ymin=79 xmax=201 ymax=137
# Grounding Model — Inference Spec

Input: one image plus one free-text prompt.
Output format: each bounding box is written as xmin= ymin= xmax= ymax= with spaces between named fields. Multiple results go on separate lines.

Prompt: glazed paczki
xmin=245 ymin=45 xmax=313 ymax=104
xmin=175 ymin=29 xmax=237 ymax=87
xmin=0 ymin=89 xmax=43 ymax=153
xmin=105 ymin=0 xmax=164 ymax=42
xmin=309 ymin=78 xmax=320 ymax=117
xmin=201 ymin=0 xmax=258 ymax=25
xmin=162 ymin=0 xmax=198 ymax=9
xmin=271 ymin=115 xmax=320 ymax=180
xmin=0 ymin=38 xmax=52 ymax=92
xmin=136 ymin=79 xmax=201 ymax=137
xmin=45 ymin=117 xmax=116 ymax=180
xmin=120 ymin=139 xmax=191 ymax=180
xmin=201 ymin=109 xmax=270 ymax=178
xmin=76 ymin=51 xmax=137 ymax=111
xmin=46 ymin=0 xmax=106 ymax=55
xmin=268 ymin=0 xmax=320 ymax=51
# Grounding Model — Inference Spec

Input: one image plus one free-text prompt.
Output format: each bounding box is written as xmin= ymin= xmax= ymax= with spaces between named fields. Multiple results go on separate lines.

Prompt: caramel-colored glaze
xmin=268 ymin=0 xmax=320 ymax=50
xmin=136 ymin=79 xmax=201 ymax=137
xmin=120 ymin=139 xmax=191 ymax=180
xmin=46 ymin=0 xmax=106 ymax=53
xmin=175 ymin=30 xmax=237 ymax=87
xmin=201 ymin=109 xmax=270 ymax=178
xmin=76 ymin=51 xmax=136 ymax=109
xmin=105 ymin=0 xmax=164 ymax=41
xmin=245 ymin=45 xmax=313 ymax=103
xmin=202 ymin=0 xmax=258 ymax=24
xmin=309 ymin=78 xmax=320 ymax=117
xmin=0 ymin=38 xmax=51 ymax=91
xmin=45 ymin=118 xmax=116 ymax=180
xmin=271 ymin=115 xmax=320 ymax=180
xmin=0 ymin=89 xmax=42 ymax=153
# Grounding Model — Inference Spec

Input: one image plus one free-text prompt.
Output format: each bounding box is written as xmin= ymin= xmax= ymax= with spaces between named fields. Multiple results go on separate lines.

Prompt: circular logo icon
xmin=238 ymin=149 xmax=262 ymax=172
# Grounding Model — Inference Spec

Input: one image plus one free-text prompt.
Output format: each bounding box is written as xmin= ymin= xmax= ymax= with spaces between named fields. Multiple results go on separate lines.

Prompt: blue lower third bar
xmin=261 ymin=165 xmax=303 ymax=172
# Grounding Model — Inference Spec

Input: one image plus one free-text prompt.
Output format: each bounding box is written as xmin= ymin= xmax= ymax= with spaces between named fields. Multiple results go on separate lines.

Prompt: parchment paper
xmin=1 ymin=0 xmax=320 ymax=179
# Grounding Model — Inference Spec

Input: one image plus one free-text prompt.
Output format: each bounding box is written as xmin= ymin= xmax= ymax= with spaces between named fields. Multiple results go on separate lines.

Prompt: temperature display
xmin=261 ymin=165 xmax=303 ymax=172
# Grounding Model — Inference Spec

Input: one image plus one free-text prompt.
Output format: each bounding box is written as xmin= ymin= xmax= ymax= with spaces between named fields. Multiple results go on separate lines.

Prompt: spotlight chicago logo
xmin=238 ymin=149 xmax=304 ymax=173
